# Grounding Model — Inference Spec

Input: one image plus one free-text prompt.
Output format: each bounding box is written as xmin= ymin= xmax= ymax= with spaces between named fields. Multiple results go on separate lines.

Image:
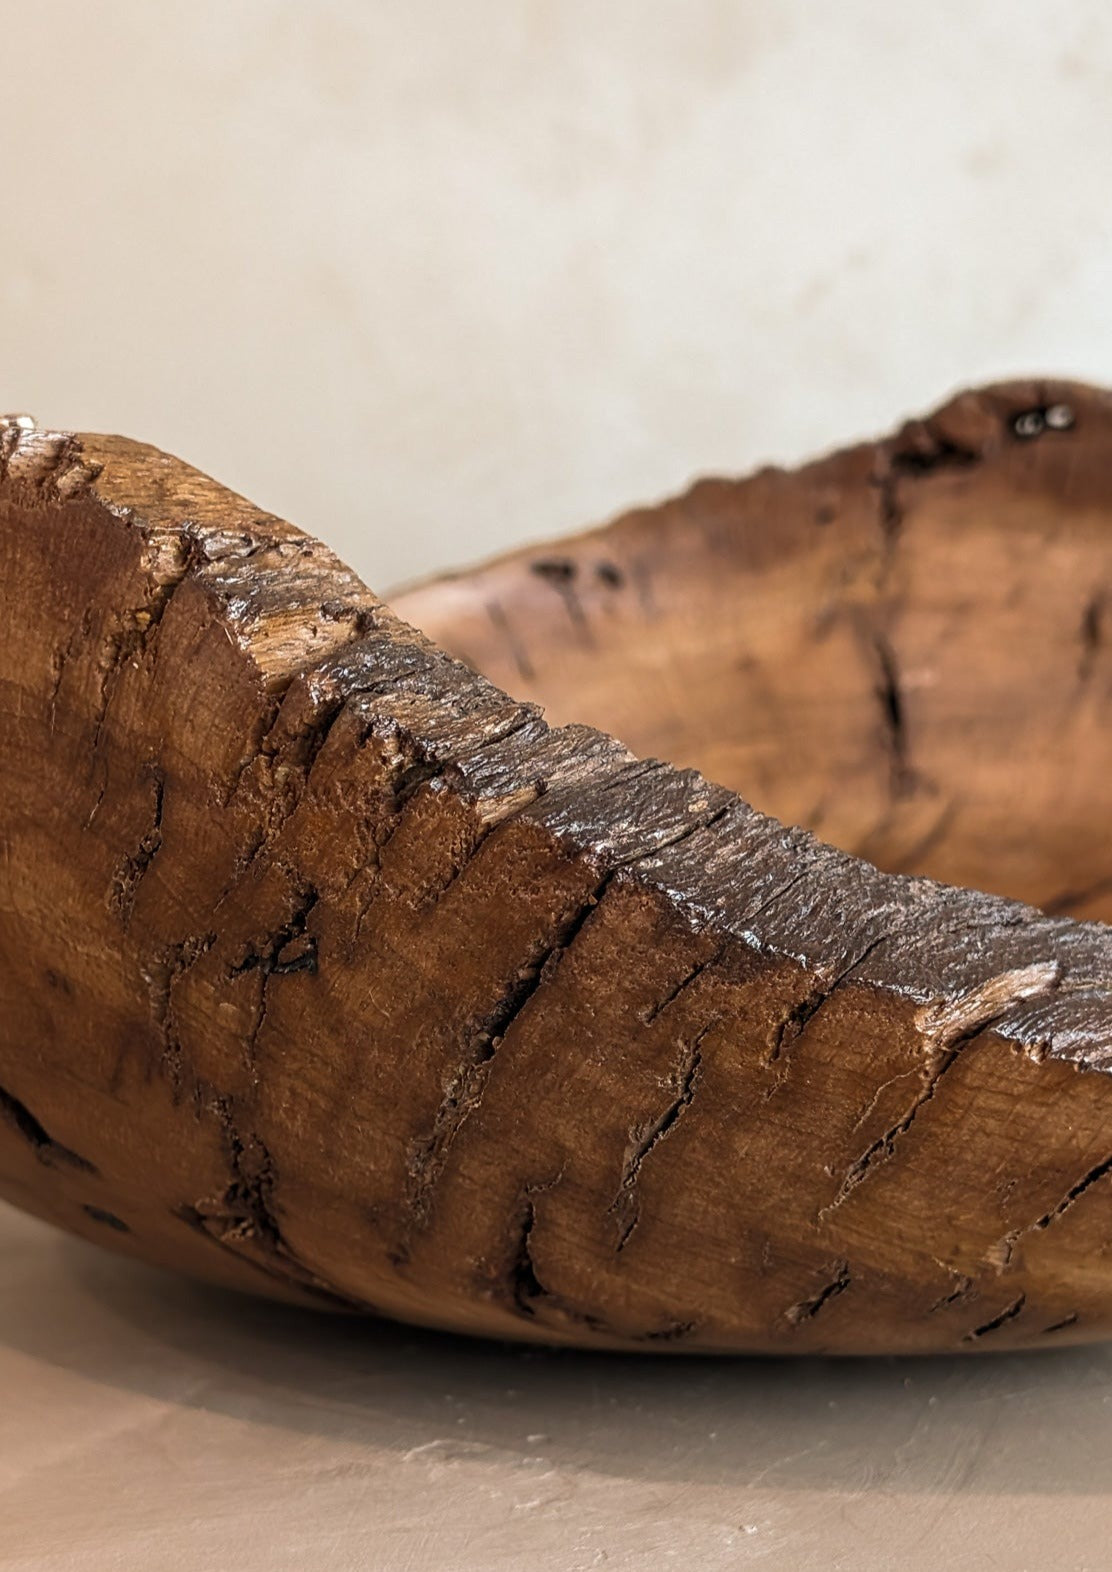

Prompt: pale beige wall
xmin=3 ymin=1 xmax=1111 ymax=592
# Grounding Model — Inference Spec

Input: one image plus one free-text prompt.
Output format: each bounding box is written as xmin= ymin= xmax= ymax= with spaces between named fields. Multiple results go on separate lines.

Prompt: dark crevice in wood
xmin=82 ymin=1204 xmax=130 ymax=1232
xmin=987 ymin=1230 xmax=1020 ymax=1272
xmin=1078 ymin=593 xmax=1105 ymax=684
xmin=765 ymin=933 xmax=890 ymax=1072
xmin=642 ymin=946 xmax=725 ymax=1025
xmin=611 ymin=1026 xmax=709 ymax=1253
xmin=990 ymin=1152 xmax=1112 ymax=1271
xmin=767 ymin=989 xmax=828 ymax=1066
xmin=226 ymin=703 xmax=350 ymax=874
xmin=109 ymin=766 xmax=165 ymax=923
xmin=403 ymin=873 xmax=615 ymax=1236
xmin=868 ymin=629 xmax=913 ymax=796
xmin=469 ymin=871 xmax=612 ymax=1047
xmin=507 ymin=1196 xmax=547 ymax=1317
xmin=847 ymin=1066 xmax=921 ymax=1136
xmin=823 ymin=971 xmax=1062 ymax=1219
xmin=785 ymin=1261 xmax=851 ymax=1325
xmin=1041 ymin=1312 xmax=1079 ymax=1335
xmin=965 ymin=1292 xmax=1026 ymax=1341
xmin=823 ymin=1047 xmax=964 ymax=1216
xmin=889 ymin=436 xmax=982 ymax=478
xmin=1036 ymin=1152 xmax=1112 ymax=1228
xmin=403 ymin=1046 xmax=501 ymax=1236
xmin=643 ymin=1318 xmax=699 ymax=1341
xmin=500 ymin=1179 xmax=618 ymax=1335
xmin=341 ymin=701 xmax=547 ymax=927
xmin=620 ymin=801 xmax=733 ymax=868
xmin=88 ymin=541 xmax=207 ymax=766
xmin=229 ymin=886 xmax=320 ymax=1062
xmin=741 ymin=869 xmax=811 ymax=932
xmin=876 ymin=475 xmax=903 ymax=545
xmin=929 ymin=1275 xmax=974 ymax=1312
xmin=389 ymin=755 xmax=445 ymax=814
xmin=230 ymin=886 xmax=320 ymax=978
xmin=46 ymin=611 xmax=93 ymax=729
xmin=180 ymin=1099 xmax=366 ymax=1310
xmin=280 ymin=692 xmax=349 ymax=778
xmin=177 ymin=1201 xmax=365 ymax=1310
xmin=148 ymin=933 xmax=218 ymax=1098
xmin=386 ymin=730 xmax=547 ymax=913
xmin=0 ymin=1085 xmax=99 ymax=1174
xmin=529 ymin=557 xmax=592 ymax=642
xmin=222 ymin=693 xmax=288 ymax=812
xmin=530 ymin=558 xmax=576 ymax=584
xmin=872 ymin=420 xmax=983 ymax=568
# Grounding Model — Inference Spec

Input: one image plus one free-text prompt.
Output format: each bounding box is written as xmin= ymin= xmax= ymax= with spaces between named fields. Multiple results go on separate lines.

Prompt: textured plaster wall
xmin=3 ymin=1 xmax=1112 ymax=591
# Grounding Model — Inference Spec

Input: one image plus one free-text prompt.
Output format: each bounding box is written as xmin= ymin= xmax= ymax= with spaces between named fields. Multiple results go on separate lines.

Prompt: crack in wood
xmin=403 ymin=873 xmax=615 ymax=1236
xmin=929 ymin=1274 xmax=974 ymax=1312
xmin=82 ymin=1204 xmax=130 ymax=1232
xmin=868 ymin=629 xmax=914 ymax=797
xmin=642 ymin=945 xmax=725 ymax=1025
xmin=822 ymin=966 xmax=1062 ymax=1210
xmin=529 ymin=558 xmax=594 ymax=645
xmin=497 ymin=1170 xmax=612 ymax=1331
xmin=1078 ymin=592 xmax=1106 ymax=684
xmin=1041 ymin=1312 xmax=1079 ymax=1335
xmin=610 ymin=1025 xmax=710 ymax=1253
xmin=401 ymin=783 xmax=736 ymax=1249
xmin=785 ymin=1260 xmax=851 ymax=1325
xmin=1037 ymin=1153 xmax=1112 ymax=1228
xmin=0 ymin=1084 xmax=99 ymax=1174
xmin=740 ymin=869 xmax=811 ymax=932
xmin=109 ymin=766 xmax=165 ymax=923
xmin=965 ymin=1291 xmax=1026 ymax=1341
xmin=230 ymin=886 xmax=320 ymax=978
xmin=822 ymin=1047 xmax=964 ymax=1217
xmin=229 ymin=886 xmax=320 ymax=1061
xmin=643 ymin=1319 xmax=699 ymax=1342
xmin=986 ymin=1151 xmax=1112 ymax=1272
xmin=179 ymin=1098 xmax=365 ymax=1310
xmin=144 ymin=932 xmax=217 ymax=1098
xmin=872 ymin=427 xmax=982 ymax=556
xmin=508 ymin=1195 xmax=547 ymax=1316
xmin=349 ymin=713 xmax=546 ymax=944
xmin=765 ymin=933 xmax=890 ymax=1075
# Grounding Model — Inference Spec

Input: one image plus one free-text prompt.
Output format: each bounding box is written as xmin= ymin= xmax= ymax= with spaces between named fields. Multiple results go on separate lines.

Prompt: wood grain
xmin=2 ymin=382 xmax=1112 ymax=1353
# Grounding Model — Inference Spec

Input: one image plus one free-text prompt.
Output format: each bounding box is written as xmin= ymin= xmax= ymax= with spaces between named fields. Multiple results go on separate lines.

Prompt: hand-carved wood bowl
xmin=2 ymin=380 xmax=1111 ymax=1354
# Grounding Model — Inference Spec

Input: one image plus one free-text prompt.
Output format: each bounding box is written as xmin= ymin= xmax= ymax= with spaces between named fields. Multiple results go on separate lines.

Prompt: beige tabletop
xmin=2 ymin=1200 xmax=1111 ymax=1571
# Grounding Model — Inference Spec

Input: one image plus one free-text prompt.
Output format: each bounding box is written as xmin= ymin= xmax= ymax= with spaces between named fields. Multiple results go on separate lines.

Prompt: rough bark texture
xmin=3 ymin=382 xmax=1112 ymax=1354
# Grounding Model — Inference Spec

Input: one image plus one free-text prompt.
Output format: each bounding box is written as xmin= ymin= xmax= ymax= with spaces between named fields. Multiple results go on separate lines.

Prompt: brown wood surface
xmin=2 ymin=382 xmax=1112 ymax=1354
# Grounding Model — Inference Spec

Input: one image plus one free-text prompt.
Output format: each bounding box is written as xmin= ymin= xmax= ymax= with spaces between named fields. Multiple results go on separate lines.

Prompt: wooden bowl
xmin=2 ymin=380 xmax=1110 ymax=1354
